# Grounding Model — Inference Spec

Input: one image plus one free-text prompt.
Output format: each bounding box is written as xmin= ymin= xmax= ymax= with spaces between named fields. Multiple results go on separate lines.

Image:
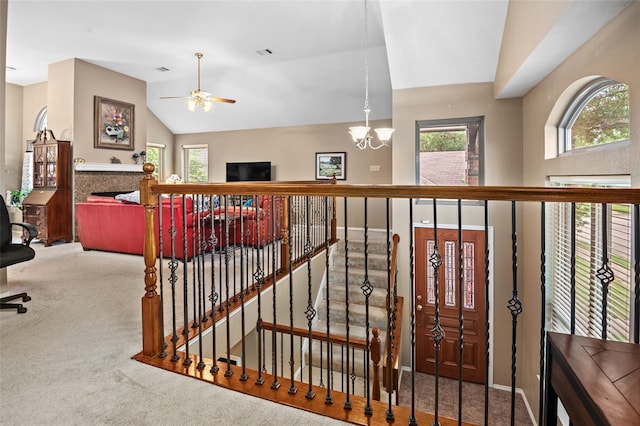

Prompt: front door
xmin=414 ymin=227 xmax=487 ymax=384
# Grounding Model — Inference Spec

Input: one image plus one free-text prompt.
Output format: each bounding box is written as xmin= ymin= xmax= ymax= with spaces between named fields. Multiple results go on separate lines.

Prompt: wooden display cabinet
xmin=21 ymin=130 xmax=72 ymax=246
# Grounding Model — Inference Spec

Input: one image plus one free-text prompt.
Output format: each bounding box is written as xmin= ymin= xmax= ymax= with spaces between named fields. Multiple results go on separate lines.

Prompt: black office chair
xmin=0 ymin=195 xmax=38 ymax=313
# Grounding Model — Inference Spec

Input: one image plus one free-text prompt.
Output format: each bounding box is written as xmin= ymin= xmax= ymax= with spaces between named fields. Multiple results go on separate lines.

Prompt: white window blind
xmin=548 ymin=177 xmax=632 ymax=342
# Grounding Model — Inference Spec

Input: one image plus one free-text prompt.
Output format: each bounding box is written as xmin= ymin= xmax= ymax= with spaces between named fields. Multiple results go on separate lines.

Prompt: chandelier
xmin=348 ymin=0 xmax=395 ymax=150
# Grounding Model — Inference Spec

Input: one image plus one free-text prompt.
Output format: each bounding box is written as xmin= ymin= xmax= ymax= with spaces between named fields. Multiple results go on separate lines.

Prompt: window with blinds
xmin=183 ymin=144 xmax=209 ymax=183
xmin=548 ymin=177 xmax=632 ymax=342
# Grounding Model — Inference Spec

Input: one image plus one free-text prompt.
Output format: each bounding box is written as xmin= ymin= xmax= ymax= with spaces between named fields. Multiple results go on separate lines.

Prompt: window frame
xmin=415 ymin=116 xmax=484 ymax=205
xmin=182 ymin=144 xmax=209 ymax=183
xmin=558 ymin=77 xmax=630 ymax=155
xmin=145 ymin=143 xmax=165 ymax=180
xmin=546 ymin=175 xmax=634 ymax=342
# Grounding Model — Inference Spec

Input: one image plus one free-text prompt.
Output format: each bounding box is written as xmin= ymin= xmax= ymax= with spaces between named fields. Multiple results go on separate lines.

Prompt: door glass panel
xmin=463 ymin=241 xmax=475 ymax=309
xmin=444 ymin=240 xmax=456 ymax=306
xmin=426 ymin=240 xmax=435 ymax=303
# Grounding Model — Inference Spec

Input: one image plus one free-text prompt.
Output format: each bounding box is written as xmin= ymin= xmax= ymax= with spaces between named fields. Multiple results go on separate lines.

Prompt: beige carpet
xmin=0 ymin=242 xmax=347 ymax=426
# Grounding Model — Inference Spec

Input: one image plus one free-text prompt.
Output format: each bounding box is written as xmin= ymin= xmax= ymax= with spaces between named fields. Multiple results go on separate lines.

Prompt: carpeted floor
xmin=397 ymin=370 xmax=533 ymax=425
xmin=0 ymin=242 xmax=347 ymax=426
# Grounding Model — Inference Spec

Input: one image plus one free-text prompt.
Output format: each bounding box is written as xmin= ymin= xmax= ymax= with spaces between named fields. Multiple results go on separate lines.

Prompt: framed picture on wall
xmin=315 ymin=152 xmax=346 ymax=180
xmin=94 ymin=96 xmax=135 ymax=150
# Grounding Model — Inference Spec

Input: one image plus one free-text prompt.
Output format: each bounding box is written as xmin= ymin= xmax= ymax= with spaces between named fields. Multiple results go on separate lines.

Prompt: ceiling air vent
xmin=256 ymin=49 xmax=273 ymax=56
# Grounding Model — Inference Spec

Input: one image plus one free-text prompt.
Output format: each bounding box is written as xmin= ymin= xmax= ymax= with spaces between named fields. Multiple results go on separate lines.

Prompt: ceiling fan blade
xmin=207 ymin=96 xmax=236 ymax=104
xmin=159 ymin=53 xmax=236 ymax=105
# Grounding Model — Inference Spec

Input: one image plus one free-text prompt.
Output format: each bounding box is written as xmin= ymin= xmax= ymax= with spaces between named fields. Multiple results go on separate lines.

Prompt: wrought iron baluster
xmin=254 ymin=196 xmax=266 ymax=385
xmin=385 ymin=198 xmax=394 ymax=422
xmin=343 ymin=198 xmax=352 ymax=410
xmin=634 ymin=204 xmax=640 ymax=344
xmin=324 ymin=196 xmax=333 ymax=405
xmin=271 ymin=197 xmax=280 ymax=390
xmin=508 ymin=200 xmax=523 ymax=426
xmin=538 ymin=201 xmax=546 ymax=424
xmin=408 ymin=198 xmax=416 ymax=426
xmin=218 ymin=195 xmax=225 ymax=314
xmin=361 ymin=198 xmax=373 ymax=415
xmin=350 ymin=346 xmax=356 ymax=396
xmin=597 ymin=203 xmax=615 ymax=339
xmin=169 ymin=195 xmax=180 ymax=362
xmin=223 ymin=196 xmax=233 ymax=377
xmin=431 ymin=198 xmax=444 ymax=425
xmin=287 ymin=195 xmax=298 ymax=394
xmin=239 ymin=198 xmax=248 ymax=382
xmin=209 ymin=200 xmax=219 ymax=374
xmin=484 ymin=200 xmax=491 ymax=426
xmin=157 ymin=198 xmax=167 ymax=358
xmin=457 ymin=199 xmax=464 ymax=423
xmin=195 ymin=195 xmax=205 ymax=370
xmin=570 ymin=202 xmax=576 ymax=334
xmin=182 ymin=195 xmax=192 ymax=367
xmin=191 ymin=195 xmax=198 ymax=331
xmin=304 ymin=196 xmax=316 ymax=399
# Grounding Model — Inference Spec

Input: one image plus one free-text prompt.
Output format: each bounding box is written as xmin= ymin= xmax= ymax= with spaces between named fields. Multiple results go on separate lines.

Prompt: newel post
xmin=371 ymin=327 xmax=381 ymax=401
xmin=140 ymin=163 xmax=162 ymax=356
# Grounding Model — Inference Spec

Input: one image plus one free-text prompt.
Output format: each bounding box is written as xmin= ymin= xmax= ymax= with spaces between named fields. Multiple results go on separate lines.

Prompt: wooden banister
xmin=140 ymin=163 xmax=162 ymax=356
xmin=371 ymin=328 xmax=381 ymax=401
xmin=261 ymin=322 xmax=383 ymax=401
xmin=146 ymin=182 xmax=640 ymax=204
xmin=384 ymin=234 xmax=402 ymax=394
xmin=260 ymin=321 xmax=369 ymax=350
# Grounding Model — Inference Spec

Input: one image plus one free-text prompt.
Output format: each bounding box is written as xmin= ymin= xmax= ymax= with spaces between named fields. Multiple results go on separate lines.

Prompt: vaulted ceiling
xmin=4 ymin=0 xmax=631 ymax=135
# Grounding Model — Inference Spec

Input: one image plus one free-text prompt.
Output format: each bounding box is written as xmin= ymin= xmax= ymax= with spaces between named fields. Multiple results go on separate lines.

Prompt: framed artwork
xmin=316 ymin=152 xmax=346 ymax=180
xmin=94 ymin=96 xmax=135 ymax=150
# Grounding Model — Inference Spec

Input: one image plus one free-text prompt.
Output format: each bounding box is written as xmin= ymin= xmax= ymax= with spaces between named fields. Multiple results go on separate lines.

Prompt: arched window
xmin=33 ymin=106 xmax=47 ymax=132
xmin=558 ymin=78 xmax=629 ymax=154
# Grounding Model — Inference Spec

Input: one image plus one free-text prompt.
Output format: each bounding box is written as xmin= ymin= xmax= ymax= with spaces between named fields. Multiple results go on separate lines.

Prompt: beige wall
xmin=519 ymin=1 xmax=640 ymax=418
xmin=147 ymin=110 xmax=175 ymax=182
xmin=69 ymin=59 xmax=147 ymax=163
xmin=175 ymin=119 xmax=393 ymax=228
xmin=175 ymin=120 xmax=392 ymax=183
xmin=495 ymin=0 xmax=572 ymax=96
xmin=390 ymin=82 xmax=524 ymax=387
xmin=3 ymin=83 xmax=23 ymax=193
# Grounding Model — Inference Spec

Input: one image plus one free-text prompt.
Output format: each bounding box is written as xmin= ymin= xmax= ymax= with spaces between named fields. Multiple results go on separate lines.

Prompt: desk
xmin=544 ymin=332 xmax=640 ymax=425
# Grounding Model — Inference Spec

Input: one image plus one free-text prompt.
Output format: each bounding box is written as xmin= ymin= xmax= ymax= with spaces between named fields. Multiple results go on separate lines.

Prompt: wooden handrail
xmin=148 ymin=181 xmax=640 ymax=204
xmin=260 ymin=321 xmax=369 ymax=350
xmin=260 ymin=321 xmax=383 ymax=401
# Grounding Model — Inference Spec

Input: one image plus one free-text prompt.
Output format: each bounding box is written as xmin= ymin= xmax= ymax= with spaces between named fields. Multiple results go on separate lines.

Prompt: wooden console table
xmin=544 ymin=332 xmax=640 ymax=425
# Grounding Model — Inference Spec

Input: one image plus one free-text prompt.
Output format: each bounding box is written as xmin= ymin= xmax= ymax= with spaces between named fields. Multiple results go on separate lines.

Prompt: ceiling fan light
xmin=203 ymin=100 xmax=213 ymax=112
xmin=187 ymin=98 xmax=197 ymax=112
xmin=374 ymin=127 xmax=395 ymax=142
xmin=349 ymin=126 xmax=370 ymax=142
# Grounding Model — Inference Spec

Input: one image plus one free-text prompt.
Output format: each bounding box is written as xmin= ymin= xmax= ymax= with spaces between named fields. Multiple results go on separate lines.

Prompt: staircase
xmin=305 ymin=229 xmax=392 ymax=396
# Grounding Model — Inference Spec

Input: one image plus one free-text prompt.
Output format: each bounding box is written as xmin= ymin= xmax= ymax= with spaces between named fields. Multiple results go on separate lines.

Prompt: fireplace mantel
xmin=74 ymin=162 xmax=143 ymax=173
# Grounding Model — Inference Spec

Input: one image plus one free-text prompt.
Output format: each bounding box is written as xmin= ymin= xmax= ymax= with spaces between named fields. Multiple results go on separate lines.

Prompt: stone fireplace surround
xmin=73 ymin=163 xmax=144 ymax=241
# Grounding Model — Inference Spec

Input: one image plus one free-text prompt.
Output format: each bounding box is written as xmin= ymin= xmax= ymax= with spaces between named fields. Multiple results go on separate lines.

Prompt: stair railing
xmin=136 ymin=164 xmax=640 ymax=426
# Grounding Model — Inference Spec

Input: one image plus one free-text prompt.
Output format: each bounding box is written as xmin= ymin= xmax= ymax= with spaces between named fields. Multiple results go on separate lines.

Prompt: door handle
xmin=416 ymin=304 xmax=422 ymax=312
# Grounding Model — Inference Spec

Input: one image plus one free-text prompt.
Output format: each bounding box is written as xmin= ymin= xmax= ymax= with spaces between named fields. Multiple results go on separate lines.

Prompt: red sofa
xmin=76 ymin=195 xmax=223 ymax=260
xmin=225 ymin=196 xmax=283 ymax=247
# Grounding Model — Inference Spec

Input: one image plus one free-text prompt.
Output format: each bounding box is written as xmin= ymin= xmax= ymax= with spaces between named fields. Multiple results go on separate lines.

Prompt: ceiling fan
xmin=160 ymin=52 xmax=236 ymax=112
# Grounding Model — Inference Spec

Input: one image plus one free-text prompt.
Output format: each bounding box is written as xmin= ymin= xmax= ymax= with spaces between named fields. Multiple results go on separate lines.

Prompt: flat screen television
xmin=226 ymin=161 xmax=272 ymax=182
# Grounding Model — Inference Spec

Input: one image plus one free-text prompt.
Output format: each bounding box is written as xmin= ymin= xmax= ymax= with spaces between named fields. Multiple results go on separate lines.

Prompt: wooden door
xmin=415 ymin=227 xmax=486 ymax=384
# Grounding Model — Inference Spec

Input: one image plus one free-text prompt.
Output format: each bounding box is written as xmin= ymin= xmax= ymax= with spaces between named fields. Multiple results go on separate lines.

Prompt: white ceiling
xmin=4 ymin=0 xmax=631 ymax=135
